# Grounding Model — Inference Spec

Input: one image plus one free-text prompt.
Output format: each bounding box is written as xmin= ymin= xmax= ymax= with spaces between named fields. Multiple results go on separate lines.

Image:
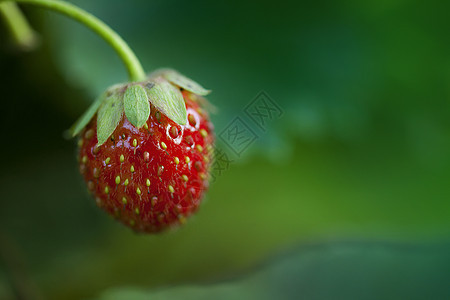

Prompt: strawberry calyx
xmin=70 ymin=69 xmax=211 ymax=145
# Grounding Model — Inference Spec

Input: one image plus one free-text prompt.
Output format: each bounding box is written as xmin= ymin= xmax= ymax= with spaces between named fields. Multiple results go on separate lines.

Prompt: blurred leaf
xmin=96 ymin=241 xmax=450 ymax=300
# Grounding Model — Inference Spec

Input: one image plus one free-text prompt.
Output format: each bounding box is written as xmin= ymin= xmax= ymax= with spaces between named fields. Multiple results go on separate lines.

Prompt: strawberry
xmin=71 ymin=70 xmax=214 ymax=233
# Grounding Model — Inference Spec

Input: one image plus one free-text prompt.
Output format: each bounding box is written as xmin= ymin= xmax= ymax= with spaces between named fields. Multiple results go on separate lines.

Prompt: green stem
xmin=0 ymin=0 xmax=146 ymax=82
xmin=0 ymin=2 xmax=38 ymax=50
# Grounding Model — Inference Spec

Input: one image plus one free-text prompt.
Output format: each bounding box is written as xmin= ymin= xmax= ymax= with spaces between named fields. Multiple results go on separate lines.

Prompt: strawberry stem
xmin=0 ymin=2 xmax=38 ymax=50
xmin=0 ymin=0 xmax=146 ymax=82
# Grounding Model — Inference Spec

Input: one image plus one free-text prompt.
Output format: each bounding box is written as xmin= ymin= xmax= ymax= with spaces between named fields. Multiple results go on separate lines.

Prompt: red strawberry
xmin=72 ymin=70 xmax=214 ymax=233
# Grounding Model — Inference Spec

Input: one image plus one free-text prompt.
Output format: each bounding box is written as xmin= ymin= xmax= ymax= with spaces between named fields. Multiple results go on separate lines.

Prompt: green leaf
xmin=158 ymin=69 xmax=211 ymax=96
xmin=69 ymin=92 xmax=105 ymax=137
xmin=97 ymin=242 xmax=450 ymax=300
xmin=97 ymin=93 xmax=124 ymax=145
xmin=124 ymin=85 xmax=150 ymax=128
xmin=145 ymin=77 xmax=187 ymax=125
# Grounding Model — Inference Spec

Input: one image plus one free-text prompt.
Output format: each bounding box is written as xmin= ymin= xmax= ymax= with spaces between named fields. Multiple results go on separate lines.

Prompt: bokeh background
xmin=1 ymin=0 xmax=450 ymax=299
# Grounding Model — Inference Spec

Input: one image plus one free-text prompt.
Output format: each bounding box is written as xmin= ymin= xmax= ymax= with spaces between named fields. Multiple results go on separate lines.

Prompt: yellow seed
xmin=181 ymin=175 xmax=188 ymax=182
xmin=115 ymin=176 xmax=121 ymax=185
xmin=84 ymin=129 xmax=94 ymax=139
xmin=87 ymin=181 xmax=94 ymax=190
xmin=185 ymin=156 xmax=190 ymax=163
xmin=204 ymin=156 xmax=210 ymax=163
xmin=168 ymin=185 xmax=174 ymax=193
xmin=122 ymin=197 xmax=127 ymax=204
xmin=104 ymin=186 xmax=109 ymax=194
xmin=77 ymin=139 xmax=84 ymax=147
xmin=124 ymin=179 xmax=129 ymax=186
xmin=130 ymin=165 xmax=135 ymax=172
xmin=133 ymin=139 xmax=137 ymax=147
xmin=188 ymin=114 xmax=196 ymax=126
xmin=196 ymin=145 xmax=203 ymax=152
xmin=161 ymin=141 xmax=167 ymax=149
xmin=82 ymin=155 xmax=88 ymax=164
xmin=143 ymin=151 xmax=150 ymax=161
xmin=157 ymin=165 xmax=164 ymax=176
xmin=200 ymin=129 xmax=208 ymax=137
xmin=146 ymin=179 xmax=151 ymax=187
xmin=105 ymin=157 xmax=111 ymax=164
xmin=120 ymin=154 xmax=124 ymax=162
xmin=174 ymin=157 xmax=180 ymax=164
xmin=143 ymin=123 xmax=149 ymax=130
xmin=93 ymin=144 xmax=101 ymax=155
xmin=135 ymin=207 xmax=140 ymax=215
xmin=136 ymin=187 xmax=141 ymax=195
xmin=178 ymin=215 xmax=187 ymax=224
xmin=200 ymin=173 xmax=206 ymax=180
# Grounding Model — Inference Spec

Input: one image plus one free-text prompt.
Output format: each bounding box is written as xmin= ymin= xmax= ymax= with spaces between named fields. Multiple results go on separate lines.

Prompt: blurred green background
xmin=1 ymin=0 xmax=450 ymax=299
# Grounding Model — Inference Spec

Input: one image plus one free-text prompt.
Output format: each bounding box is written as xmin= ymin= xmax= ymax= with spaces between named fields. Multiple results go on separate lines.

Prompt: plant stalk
xmin=0 ymin=0 xmax=146 ymax=82
xmin=0 ymin=2 xmax=38 ymax=50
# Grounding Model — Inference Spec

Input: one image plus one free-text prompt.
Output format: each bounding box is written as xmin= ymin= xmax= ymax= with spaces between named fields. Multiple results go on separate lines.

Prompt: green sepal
xmin=69 ymin=68 xmax=209 ymax=142
xmin=96 ymin=92 xmax=124 ymax=145
xmin=69 ymin=91 xmax=106 ymax=137
xmin=153 ymin=68 xmax=211 ymax=96
xmin=145 ymin=77 xmax=187 ymax=125
xmin=123 ymin=84 xmax=150 ymax=128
